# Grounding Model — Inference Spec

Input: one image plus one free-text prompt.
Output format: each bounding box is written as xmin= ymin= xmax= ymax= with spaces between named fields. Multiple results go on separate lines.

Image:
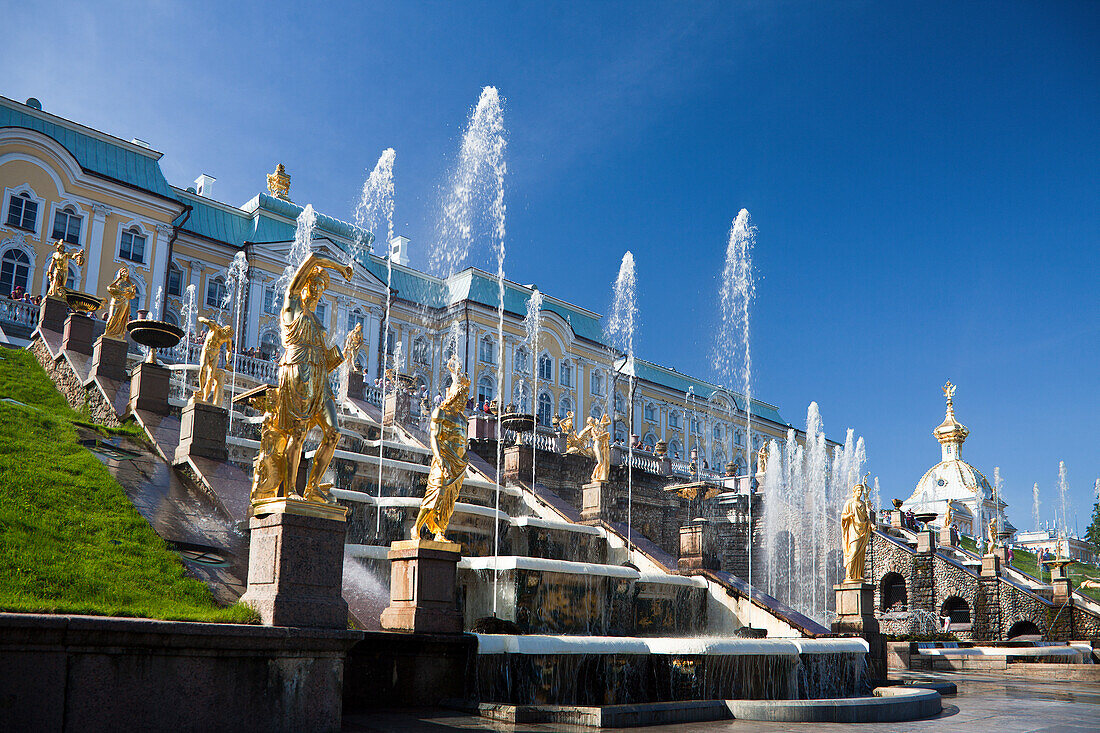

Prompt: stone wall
xmin=29 ymin=337 xmax=120 ymax=427
xmin=0 ymin=613 xmax=359 ymax=733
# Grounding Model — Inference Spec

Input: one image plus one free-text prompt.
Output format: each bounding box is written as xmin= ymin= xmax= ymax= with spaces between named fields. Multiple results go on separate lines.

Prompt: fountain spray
xmin=1032 ymin=482 xmax=1041 ymax=532
xmin=608 ymin=252 xmax=637 ymax=552
xmin=993 ymin=466 xmax=1003 ymax=542
xmin=715 ymin=210 xmax=756 ymax=588
xmin=223 ymin=251 xmax=249 ymax=433
xmin=181 ymin=284 xmax=196 ymax=394
xmin=436 ymin=86 xmax=507 ymax=613
xmin=525 ymin=288 xmax=543 ymax=491
xmin=1058 ymin=461 xmax=1069 ymax=542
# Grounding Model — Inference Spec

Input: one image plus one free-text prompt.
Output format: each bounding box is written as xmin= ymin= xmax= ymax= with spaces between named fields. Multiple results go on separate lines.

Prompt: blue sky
xmin=4 ymin=1 xmax=1098 ymax=534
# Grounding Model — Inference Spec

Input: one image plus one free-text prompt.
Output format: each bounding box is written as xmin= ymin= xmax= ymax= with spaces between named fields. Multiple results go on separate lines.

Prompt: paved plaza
xmin=343 ymin=673 xmax=1100 ymax=733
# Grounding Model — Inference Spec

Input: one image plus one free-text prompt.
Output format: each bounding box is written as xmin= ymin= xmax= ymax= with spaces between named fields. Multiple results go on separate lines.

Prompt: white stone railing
xmin=0 ymin=298 xmax=37 ymax=329
xmin=624 ymin=450 xmax=661 ymax=474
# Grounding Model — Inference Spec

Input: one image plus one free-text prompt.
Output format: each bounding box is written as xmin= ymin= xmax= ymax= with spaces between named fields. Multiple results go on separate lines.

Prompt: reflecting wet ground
xmin=342 ymin=672 xmax=1100 ymax=732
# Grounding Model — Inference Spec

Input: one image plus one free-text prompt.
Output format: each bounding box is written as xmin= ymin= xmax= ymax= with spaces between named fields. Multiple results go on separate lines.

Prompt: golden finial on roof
xmin=267 ymin=163 xmax=291 ymax=201
xmin=934 ymin=379 xmax=969 ymax=452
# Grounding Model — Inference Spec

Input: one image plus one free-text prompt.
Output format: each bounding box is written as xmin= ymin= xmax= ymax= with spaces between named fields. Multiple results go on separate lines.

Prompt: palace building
xmin=0 ymin=93 xmax=805 ymax=473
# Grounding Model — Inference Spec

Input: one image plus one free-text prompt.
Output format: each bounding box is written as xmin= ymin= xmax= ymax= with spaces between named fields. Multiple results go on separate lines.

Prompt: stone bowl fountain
xmin=126 ymin=319 xmax=184 ymax=364
xmin=500 ymin=412 xmax=535 ymax=434
xmin=64 ymin=290 xmax=102 ymax=315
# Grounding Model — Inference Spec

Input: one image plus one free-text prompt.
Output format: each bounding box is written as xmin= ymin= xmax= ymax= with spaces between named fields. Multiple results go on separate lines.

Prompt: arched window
xmin=205 ymin=276 xmax=226 ymax=308
xmin=713 ymin=449 xmax=726 ymax=468
xmin=413 ymin=337 xmax=430 ymax=365
xmin=477 ymin=374 xmax=495 ymax=405
xmin=733 ymin=457 xmax=746 ymax=476
xmin=346 ymin=308 xmax=365 ymax=334
xmin=713 ymin=423 xmax=722 ymax=440
xmin=119 ymin=226 xmax=147 ymax=264
xmin=668 ymin=411 xmax=681 ymax=429
xmin=0 ymin=248 xmax=30 ymax=295
xmin=643 ymin=433 xmax=657 ymax=450
xmin=415 ymin=374 xmax=428 ymax=392
xmin=128 ymin=283 xmax=144 ymax=319
xmin=314 ymin=299 xmax=328 ymax=326
xmin=439 ymin=371 xmax=452 ymax=394
xmin=880 ymin=573 xmax=907 ymax=612
xmin=65 ymin=265 xmax=77 ymax=290
xmin=51 ymin=205 xmax=83 ymax=245
xmin=590 ymin=369 xmax=604 ymax=396
xmin=614 ymin=391 xmax=625 ymax=414
xmin=512 ymin=381 xmax=530 ymax=413
xmin=614 ymin=424 xmax=627 ymax=444
xmin=1007 ymin=620 xmax=1041 ymax=640
xmin=537 ymin=392 xmax=553 ymax=427
xmin=162 ymin=310 xmax=179 ymax=327
xmin=559 ymin=360 xmax=572 ymax=387
xmin=385 ymin=328 xmax=396 ymax=355
xmin=538 ymin=353 xmax=553 ymax=381
xmin=167 ymin=262 xmax=183 ymax=296
xmin=668 ymin=439 xmax=683 ymax=459
xmin=590 ymin=403 xmax=603 ymax=420
xmin=735 ymin=430 xmax=743 ymax=446
xmin=514 ymin=346 xmax=529 ymax=374
xmin=942 ymin=597 xmax=971 ymax=626
xmin=644 ymin=402 xmax=655 ymax=421
xmin=260 ymin=331 xmax=279 ymax=360
xmin=479 ymin=335 xmax=496 ymax=364
xmin=558 ymin=395 xmax=573 ymax=419
xmin=690 ymin=416 xmax=701 ymax=435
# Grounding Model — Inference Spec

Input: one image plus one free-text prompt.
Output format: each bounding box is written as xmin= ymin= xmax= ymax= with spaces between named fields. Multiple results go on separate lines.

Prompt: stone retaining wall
xmin=0 ymin=613 xmax=359 ymax=733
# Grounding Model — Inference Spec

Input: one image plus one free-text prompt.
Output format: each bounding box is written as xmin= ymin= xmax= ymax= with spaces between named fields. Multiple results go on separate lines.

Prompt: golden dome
xmin=934 ymin=380 xmax=969 ymax=447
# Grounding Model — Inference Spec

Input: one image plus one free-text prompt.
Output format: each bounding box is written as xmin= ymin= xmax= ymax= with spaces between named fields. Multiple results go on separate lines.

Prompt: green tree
xmin=1086 ymin=499 xmax=1100 ymax=548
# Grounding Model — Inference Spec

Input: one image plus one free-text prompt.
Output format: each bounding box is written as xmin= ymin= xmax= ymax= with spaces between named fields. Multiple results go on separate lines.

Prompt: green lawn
xmin=958 ymin=531 xmax=1100 ymax=602
xmin=0 ymin=348 xmax=257 ymax=623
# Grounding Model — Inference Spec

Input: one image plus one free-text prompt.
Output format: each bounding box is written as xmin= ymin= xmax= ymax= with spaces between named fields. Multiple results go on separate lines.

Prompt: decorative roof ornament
xmin=934 ymin=379 xmax=969 ymax=456
xmin=267 ymin=163 xmax=291 ymax=201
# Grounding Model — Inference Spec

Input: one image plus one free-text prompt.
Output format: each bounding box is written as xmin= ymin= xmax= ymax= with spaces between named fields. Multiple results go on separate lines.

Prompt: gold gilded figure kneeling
xmin=269 ymin=253 xmax=353 ymax=505
xmin=415 ymin=355 xmax=470 ymax=542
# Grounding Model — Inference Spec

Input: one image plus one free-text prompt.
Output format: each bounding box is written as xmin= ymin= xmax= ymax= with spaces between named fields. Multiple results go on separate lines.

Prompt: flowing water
xmin=715 ymin=210 xmax=756 ymax=587
xmin=524 ymin=287 xmax=543 ymax=488
xmin=433 ymin=86 xmax=507 ymax=612
xmin=1058 ymin=461 xmax=1069 ymax=547
xmin=1033 ymin=482 xmax=1041 ymax=532
xmin=223 ymin=251 xmax=249 ymax=431
xmin=607 ymin=252 xmax=637 ymax=548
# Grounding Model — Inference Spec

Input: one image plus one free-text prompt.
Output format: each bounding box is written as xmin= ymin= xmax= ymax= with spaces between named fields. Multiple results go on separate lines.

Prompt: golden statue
xmin=584 ymin=413 xmax=612 ymax=483
xmin=194 ymin=316 xmax=234 ymax=406
xmin=343 ymin=322 xmax=364 ymax=372
xmin=943 ymin=502 xmax=953 ymax=528
xmin=987 ymin=516 xmax=999 ymax=549
xmin=415 ymin=354 xmax=470 ymax=542
xmin=943 ymin=380 xmax=956 ymax=402
xmin=268 ymin=253 xmax=353 ymax=504
xmin=757 ymin=444 xmax=769 ymax=475
xmin=841 ymin=474 xmax=872 ymax=582
xmin=249 ymin=389 xmax=287 ymax=503
xmin=103 ymin=267 xmax=136 ymax=339
xmin=267 ymin=163 xmax=291 ymax=200
xmin=45 ymin=240 xmax=85 ymax=298
xmin=561 ymin=411 xmax=594 ymax=458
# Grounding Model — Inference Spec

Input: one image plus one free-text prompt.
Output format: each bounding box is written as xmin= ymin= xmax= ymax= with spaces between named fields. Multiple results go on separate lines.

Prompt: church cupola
xmin=933 ymin=380 xmax=969 ymax=461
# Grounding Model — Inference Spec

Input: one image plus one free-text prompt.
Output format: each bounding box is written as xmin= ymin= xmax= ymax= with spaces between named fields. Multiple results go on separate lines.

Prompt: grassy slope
xmin=0 ymin=348 xmax=256 ymax=622
xmin=959 ymin=533 xmax=1100 ymax=602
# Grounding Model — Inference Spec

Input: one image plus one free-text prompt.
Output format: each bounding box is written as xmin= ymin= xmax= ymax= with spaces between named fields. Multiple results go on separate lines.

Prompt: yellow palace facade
xmin=0 ymin=94 xmax=806 ymax=474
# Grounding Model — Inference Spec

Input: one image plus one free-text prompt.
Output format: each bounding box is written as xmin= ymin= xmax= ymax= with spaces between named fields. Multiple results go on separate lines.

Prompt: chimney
xmin=389 ymin=236 xmax=410 ymax=266
xmin=194 ymin=174 xmax=217 ymax=198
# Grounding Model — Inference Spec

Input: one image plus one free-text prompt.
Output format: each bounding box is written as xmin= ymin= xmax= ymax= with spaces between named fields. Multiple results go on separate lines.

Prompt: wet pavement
xmin=342 ymin=672 xmax=1100 ymax=732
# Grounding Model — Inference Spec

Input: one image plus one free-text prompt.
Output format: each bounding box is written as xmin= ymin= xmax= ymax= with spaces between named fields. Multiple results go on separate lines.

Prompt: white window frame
xmin=558 ymin=395 xmax=573 ymax=419
xmin=644 ymin=402 xmax=655 ymax=422
xmin=263 ymin=285 xmax=278 ymax=315
xmin=48 ymin=200 xmax=85 ymax=247
xmin=559 ymin=359 xmax=572 ymax=388
xmin=413 ymin=336 xmax=430 ymax=365
xmin=479 ymin=335 xmax=496 ymax=364
xmin=115 ymin=220 xmax=152 ymax=268
xmin=3 ymin=185 xmax=45 ymax=237
xmin=205 ymin=274 xmax=227 ymax=309
xmin=0 ymin=240 xmax=34 ymax=295
xmin=314 ymin=297 xmax=329 ymax=327
xmin=166 ymin=261 xmax=184 ymax=297
xmin=538 ymin=351 xmax=553 ymax=382
xmin=590 ymin=369 xmax=604 ymax=396
xmin=513 ymin=346 xmax=529 ymax=374
xmin=537 ymin=390 xmax=553 ymax=427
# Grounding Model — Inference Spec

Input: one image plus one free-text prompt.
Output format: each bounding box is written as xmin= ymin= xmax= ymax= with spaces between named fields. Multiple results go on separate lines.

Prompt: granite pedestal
xmin=174 ymin=399 xmax=229 ymax=463
xmin=383 ymin=389 xmax=411 ymax=426
xmin=61 ymin=313 xmax=95 ymax=355
xmin=381 ymin=539 xmax=463 ymax=634
xmin=1049 ymin=560 xmax=1074 ymax=603
xmin=916 ymin=529 xmax=936 ymax=553
xmin=240 ymin=501 xmax=350 ymax=628
xmin=678 ymin=520 xmax=719 ymax=571
xmin=38 ymin=295 xmax=68 ymax=333
xmin=939 ymin=525 xmax=956 ymax=547
xmin=981 ymin=553 xmax=1001 ymax=577
xmin=832 ymin=581 xmax=879 ymax=636
xmin=90 ymin=334 xmax=129 ymax=382
xmin=128 ymin=360 xmax=171 ymax=415
xmin=581 ymin=480 xmax=610 ymax=523
xmin=346 ymin=371 xmax=366 ymax=401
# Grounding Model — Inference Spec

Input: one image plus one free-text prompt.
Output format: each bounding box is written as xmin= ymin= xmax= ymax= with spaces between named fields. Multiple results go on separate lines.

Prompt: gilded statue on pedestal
xmin=841 ymin=474 xmax=872 ymax=582
xmin=45 ymin=240 xmax=85 ymax=298
xmin=987 ymin=516 xmax=999 ymax=550
xmin=195 ymin=316 xmax=234 ymax=406
xmin=267 ymin=254 xmax=354 ymax=505
xmin=588 ymin=413 xmax=612 ymax=483
xmin=415 ymin=354 xmax=470 ymax=542
xmin=343 ymin=322 xmax=363 ymax=372
xmin=103 ymin=267 xmax=136 ymax=339
xmin=942 ymin=503 xmax=953 ymax=529
xmin=561 ymin=411 xmax=594 ymax=458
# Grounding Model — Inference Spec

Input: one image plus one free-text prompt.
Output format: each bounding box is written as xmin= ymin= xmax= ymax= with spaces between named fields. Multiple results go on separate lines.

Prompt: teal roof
xmin=0 ymin=96 xmax=175 ymax=200
xmin=175 ymin=189 xmax=253 ymax=244
xmin=631 ymin=359 xmax=787 ymax=425
xmin=251 ymin=193 xmax=367 ymax=245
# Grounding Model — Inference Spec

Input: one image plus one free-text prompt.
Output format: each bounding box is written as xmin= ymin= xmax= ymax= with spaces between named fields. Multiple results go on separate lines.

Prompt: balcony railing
xmin=0 ymin=298 xmax=37 ymax=330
